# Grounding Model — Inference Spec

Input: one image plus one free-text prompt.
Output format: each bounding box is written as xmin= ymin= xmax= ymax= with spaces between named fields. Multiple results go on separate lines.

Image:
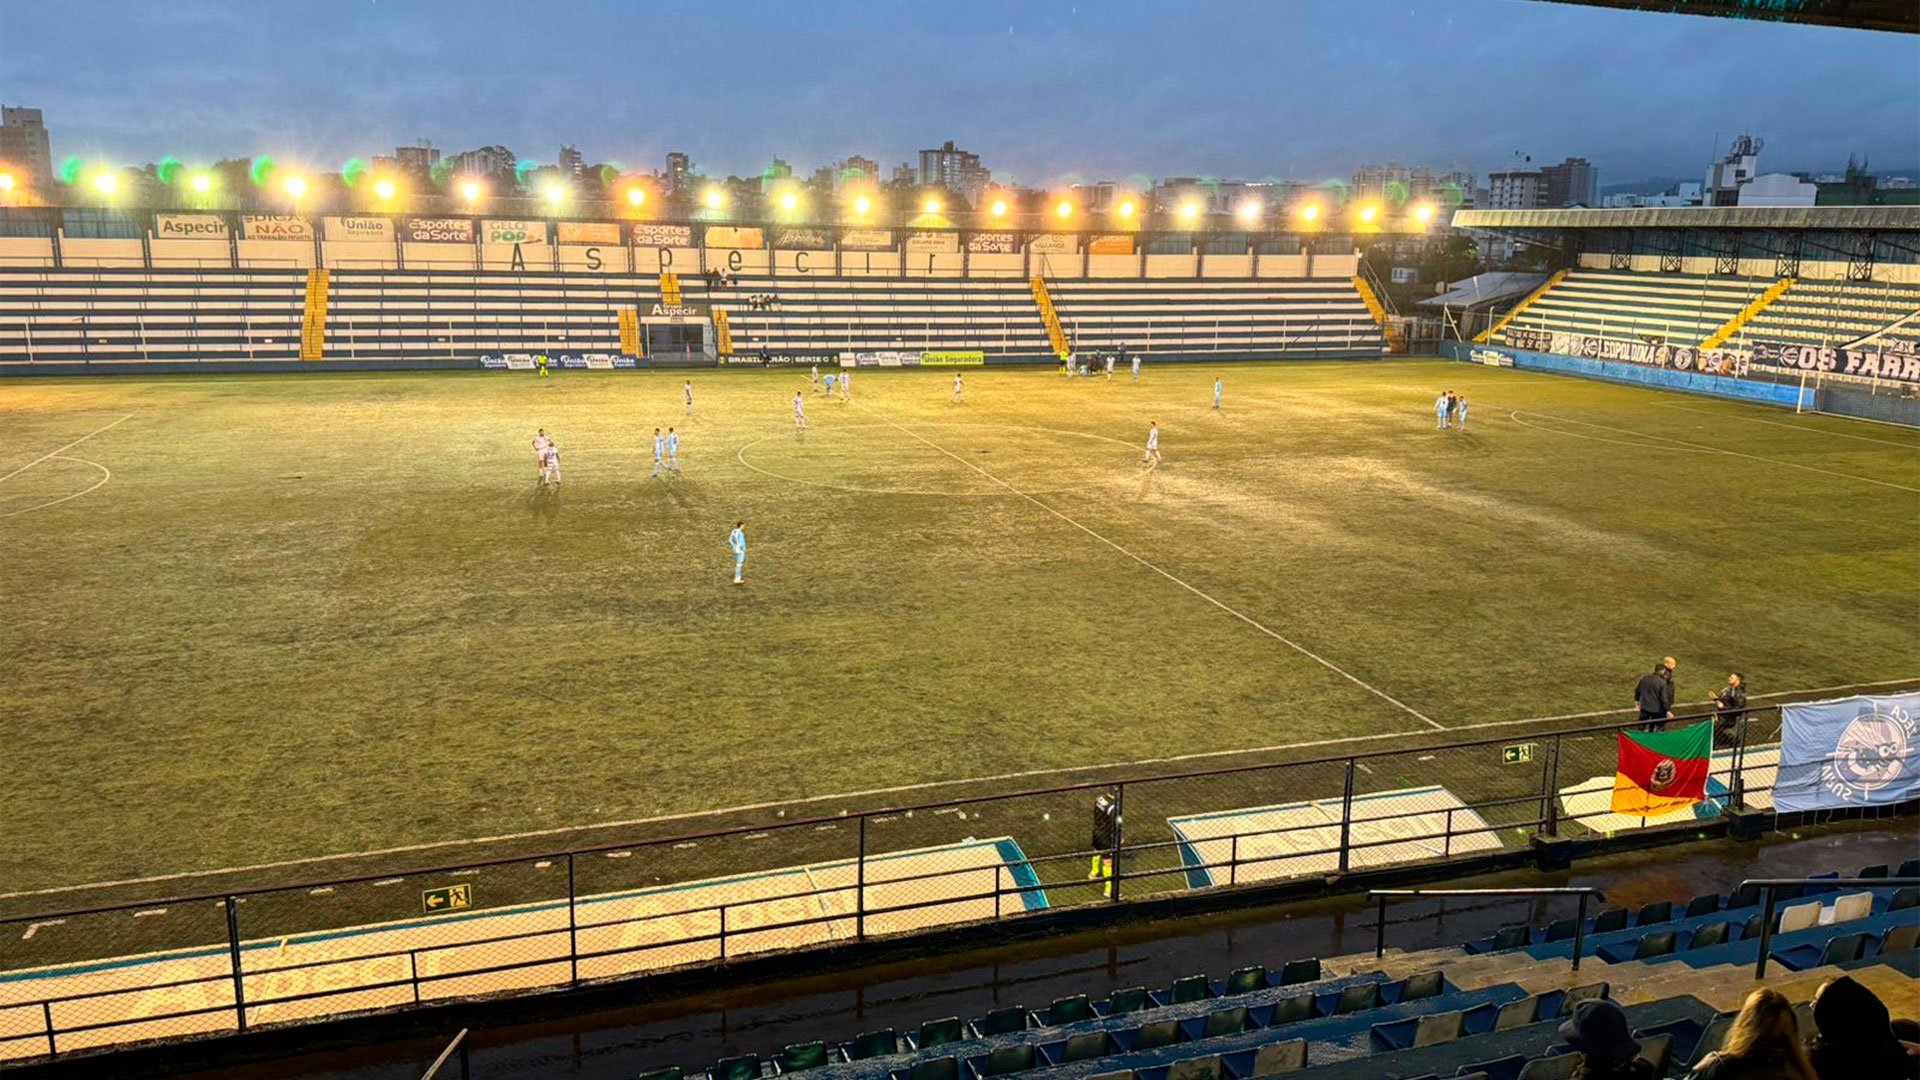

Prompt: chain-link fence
xmin=0 ymin=704 xmax=1899 ymax=1065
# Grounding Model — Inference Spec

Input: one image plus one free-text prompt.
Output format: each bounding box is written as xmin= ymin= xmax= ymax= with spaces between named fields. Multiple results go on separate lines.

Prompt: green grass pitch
xmin=2 ymin=358 xmax=1916 ymax=902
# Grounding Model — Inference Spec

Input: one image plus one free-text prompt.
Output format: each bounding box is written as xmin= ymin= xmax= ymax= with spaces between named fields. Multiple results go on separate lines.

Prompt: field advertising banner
xmin=1775 ymin=692 xmax=1920 ymax=811
xmin=240 ymin=215 xmax=314 ymax=241
xmin=704 ymin=225 xmax=765 ymax=248
xmin=840 ymin=228 xmax=894 ymax=250
xmin=632 ymin=223 xmax=695 ymax=247
xmin=920 ymin=350 xmax=984 ymax=366
xmin=404 ymin=217 xmax=475 ymax=244
xmin=1503 ymin=327 xmax=1750 ymax=377
xmin=154 ymin=213 xmax=229 ymax=240
xmin=326 ymin=216 xmax=396 ymax=242
xmin=483 ymin=219 xmax=547 ymax=245
xmin=905 ymin=231 xmax=960 ymax=254
xmin=1088 ymin=234 xmax=1136 ymax=255
xmin=773 ymin=226 xmax=831 ymax=249
xmin=556 ymin=221 xmax=621 ymax=245
xmin=1029 ymin=233 xmax=1078 ymax=254
xmin=1750 ymin=341 xmax=1920 ymax=385
xmin=968 ymin=232 xmax=1018 ymax=254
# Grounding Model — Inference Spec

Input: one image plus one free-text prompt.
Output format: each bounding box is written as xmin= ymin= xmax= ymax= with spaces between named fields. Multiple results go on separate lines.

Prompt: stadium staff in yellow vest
xmin=1634 ymin=657 xmax=1677 ymax=730
xmin=1089 ymin=788 xmax=1119 ymax=898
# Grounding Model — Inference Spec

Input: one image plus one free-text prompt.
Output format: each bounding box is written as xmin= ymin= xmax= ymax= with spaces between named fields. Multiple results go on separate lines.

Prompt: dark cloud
xmin=1 ymin=0 xmax=1911 ymax=182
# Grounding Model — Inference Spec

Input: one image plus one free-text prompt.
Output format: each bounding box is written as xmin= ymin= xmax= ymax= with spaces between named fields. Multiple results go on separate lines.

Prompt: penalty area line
xmin=853 ymin=401 xmax=1445 ymax=731
xmin=4 ymin=674 xmax=1912 ymax=903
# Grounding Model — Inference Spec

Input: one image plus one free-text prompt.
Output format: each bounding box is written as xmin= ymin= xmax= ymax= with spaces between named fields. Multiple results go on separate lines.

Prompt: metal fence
xmin=0 ymin=704 xmax=1885 ymax=1065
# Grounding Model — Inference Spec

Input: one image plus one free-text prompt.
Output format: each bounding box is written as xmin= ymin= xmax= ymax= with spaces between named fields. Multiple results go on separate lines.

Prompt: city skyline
xmin=2 ymin=0 xmax=1912 ymax=188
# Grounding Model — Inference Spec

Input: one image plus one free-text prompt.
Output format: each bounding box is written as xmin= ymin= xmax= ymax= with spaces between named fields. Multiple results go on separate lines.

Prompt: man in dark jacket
xmin=1634 ymin=657 xmax=1676 ymax=729
xmin=1708 ymin=673 xmax=1748 ymax=748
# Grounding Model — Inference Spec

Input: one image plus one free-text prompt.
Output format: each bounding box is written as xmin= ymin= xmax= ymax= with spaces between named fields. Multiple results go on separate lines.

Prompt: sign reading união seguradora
xmin=556 ymin=221 xmax=621 ymax=245
xmin=483 ymin=219 xmax=547 ymax=245
xmin=325 ymin=216 xmax=396 ymax=242
xmin=920 ymin=350 xmax=985 ymax=366
xmin=154 ymin=213 xmax=229 ymax=240
xmin=403 ymin=217 xmax=474 ymax=244
xmin=238 ymin=215 xmax=314 ymax=241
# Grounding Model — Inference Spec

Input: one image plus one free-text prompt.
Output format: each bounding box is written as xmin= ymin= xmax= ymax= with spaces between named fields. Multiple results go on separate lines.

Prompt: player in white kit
xmin=531 ymin=429 xmax=553 ymax=481
xmin=540 ymin=443 xmax=562 ymax=486
xmin=650 ymin=427 xmax=665 ymax=479
xmin=666 ymin=427 xmax=680 ymax=474
xmin=1143 ymin=422 xmax=1161 ymax=468
xmin=793 ymin=391 xmax=807 ymax=429
xmin=684 ymin=380 xmax=694 ymax=419
xmin=952 ymin=372 xmax=964 ymax=402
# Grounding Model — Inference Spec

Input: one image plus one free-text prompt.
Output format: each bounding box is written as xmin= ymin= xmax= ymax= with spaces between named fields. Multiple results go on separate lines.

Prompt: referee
xmin=1089 ymin=788 xmax=1120 ymax=898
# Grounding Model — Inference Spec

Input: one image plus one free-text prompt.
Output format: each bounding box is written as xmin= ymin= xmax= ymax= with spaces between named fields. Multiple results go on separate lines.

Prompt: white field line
xmin=0 ymin=414 xmax=131 ymax=486
xmin=853 ymin=402 xmax=1445 ymax=731
xmin=1504 ymin=408 xmax=1920 ymax=494
xmin=2 ymin=674 xmax=1913 ymax=904
xmin=1650 ymin=400 xmax=1920 ymax=450
xmin=0 ymin=455 xmax=111 ymax=518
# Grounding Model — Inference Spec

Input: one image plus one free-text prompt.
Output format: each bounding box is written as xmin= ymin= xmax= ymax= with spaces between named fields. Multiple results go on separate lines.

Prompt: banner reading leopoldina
xmin=1774 ymin=691 xmax=1920 ymax=811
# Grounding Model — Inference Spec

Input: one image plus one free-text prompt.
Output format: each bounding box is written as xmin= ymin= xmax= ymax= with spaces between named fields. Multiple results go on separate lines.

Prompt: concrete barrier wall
xmin=1444 ymin=340 xmax=1811 ymax=407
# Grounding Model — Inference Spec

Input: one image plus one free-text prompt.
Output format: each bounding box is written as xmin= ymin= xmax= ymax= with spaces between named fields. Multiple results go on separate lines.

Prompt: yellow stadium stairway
xmin=1350 ymin=274 xmax=1405 ymax=352
xmin=299 ymin=269 xmax=329 ymax=361
xmin=1030 ymin=276 xmax=1069 ymax=359
xmin=659 ymin=271 xmax=682 ymax=305
xmin=712 ymin=309 xmax=734 ymax=357
xmin=1473 ymin=268 xmax=1568 ymax=344
xmin=1700 ymin=276 xmax=1794 ymax=348
xmin=617 ymin=306 xmax=640 ymax=357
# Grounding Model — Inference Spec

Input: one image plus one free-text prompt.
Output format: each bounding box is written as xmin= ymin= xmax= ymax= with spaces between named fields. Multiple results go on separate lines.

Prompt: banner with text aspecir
xmin=1774 ymin=691 xmax=1920 ymax=811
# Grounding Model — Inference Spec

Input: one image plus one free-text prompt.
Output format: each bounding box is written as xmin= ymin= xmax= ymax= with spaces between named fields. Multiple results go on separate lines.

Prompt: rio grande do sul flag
xmin=1611 ymin=721 xmax=1712 ymax=817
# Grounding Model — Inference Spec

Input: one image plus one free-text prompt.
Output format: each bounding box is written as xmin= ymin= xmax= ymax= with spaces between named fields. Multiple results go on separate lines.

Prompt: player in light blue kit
xmin=650 ymin=427 xmax=665 ymax=478
xmin=824 ymin=372 xmax=837 ymax=397
xmin=666 ymin=426 xmax=681 ymax=474
xmin=1213 ymin=376 xmax=1222 ymax=410
xmin=729 ymin=521 xmax=747 ymax=584
xmin=1435 ymin=390 xmax=1450 ymax=429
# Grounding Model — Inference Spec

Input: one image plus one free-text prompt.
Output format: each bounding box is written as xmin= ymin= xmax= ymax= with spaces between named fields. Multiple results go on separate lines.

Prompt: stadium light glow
xmin=543 ymin=183 xmax=566 ymax=205
xmin=780 ymin=191 xmax=799 ymax=211
xmin=1236 ymin=200 xmax=1262 ymax=225
xmin=1298 ymin=202 xmax=1322 ymax=223
xmin=1357 ymin=202 xmax=1379 ymax=224
xmin=1178 ymin=200 xmax=1200 ymax=222
xmin=0 ymin=173 xmax=15 ymax=192
xmin=92 ymin=172 xmax=118 ymax=195
xmin=190 ymin=173 xmax=212 ymax=194
xmin=922 ymin=196 xmax=942 ymax=215
xmin=282 ymin=175 xmax=308 ymax=199
xmin=989 ymin=198 xmax=1008 ymax=219
xmin=1055 ymin=199 xmax=1073 ymax=219
xmin=626 ymin=186 xmax=646 ymax=207
xmin=373 ymin=179 xmax=397 ymax=201
xmin=1413 ymin=203 xmax=1436 ymax=225
xmin=853 ymin=194 xmax=872 ymax=215
xmin=703 ymin=188 xmax=726 ymax=210
xmin=1116 ymin=200 xmax=1136 ymax=220
xmin=460 ymin=180 xmax=483 ymax=203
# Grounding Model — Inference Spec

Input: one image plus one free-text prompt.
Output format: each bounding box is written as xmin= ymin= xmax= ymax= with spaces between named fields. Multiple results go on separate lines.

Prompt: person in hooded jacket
xmin=1805 ymin=975 xmax=1919 ymax=1080
xmin=1559 ymin=998 xmax=1657 ymax=1080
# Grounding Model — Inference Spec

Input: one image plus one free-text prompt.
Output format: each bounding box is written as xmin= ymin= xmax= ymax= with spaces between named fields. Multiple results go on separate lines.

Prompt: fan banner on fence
xmin=840 ymin=228 xmax=894 ymax=250
xmin=1775 ymin=692 xmax=1920 ymax=811
xmin=556 ymin=221 xmax=621 ymax=245
xmin=1749 ymin=341 xmax=1920 ymax=385
xmin=705 ymin=226 xmax=764 ymax=249
xmin=1612 ymin=721 xmax=1711 ymax=816
xmin=773 ymin=226 xmax=831 ymax=249
xmin=1503 ymin=327 xmax=1750 ymax=377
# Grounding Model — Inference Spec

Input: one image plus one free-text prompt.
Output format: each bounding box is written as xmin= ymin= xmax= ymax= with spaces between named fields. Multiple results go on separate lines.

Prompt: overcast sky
xmin=3 ymin=0 xmax=1914 ymax=186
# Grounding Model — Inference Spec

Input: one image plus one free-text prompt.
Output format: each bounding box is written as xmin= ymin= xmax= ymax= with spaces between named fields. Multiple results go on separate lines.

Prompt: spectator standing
xmin=1708 ymin=673 xmax=1748 ymax=748
xmin=1558 ymin=999 xmax=1656 ymax=1080
xmin=1634 ymin=657 xmax=1677 ymax=729
xmin=1687 ymin=988 xmax=1817 ymax=1080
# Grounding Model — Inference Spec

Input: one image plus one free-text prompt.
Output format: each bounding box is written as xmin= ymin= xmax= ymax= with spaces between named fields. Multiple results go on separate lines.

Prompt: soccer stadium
xmin=1 ymin=3 xmax=1917 ymax=1079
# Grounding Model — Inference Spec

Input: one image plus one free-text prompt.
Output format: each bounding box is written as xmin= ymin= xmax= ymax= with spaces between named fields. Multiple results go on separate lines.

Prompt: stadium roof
xmin=1415 ymin=272 xmax=1550 ymax=310
xmin=1529 ymin=0 xmax=1917 ymax=34
xmin=1452 ymin=206 xmax=1920 ymax=231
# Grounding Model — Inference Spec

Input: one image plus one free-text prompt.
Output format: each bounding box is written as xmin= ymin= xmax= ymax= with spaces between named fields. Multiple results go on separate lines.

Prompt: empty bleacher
xmin=638 ymin=865 xmax=1918 ymax=1080
xmin=0 ymin=266 xmax=306 ymax=363
xmin=1495 ymin=269 xmax=1768 ymax=346
xmin=1045 ymin=279 xmax=1382 ymax=360
xmin=323 ymin=269 xmax=653 ymax=359
xmin=1733 ymin=275 xmax=1920 ymax=351
xmin=697 ymin=275 xmax=1047 ymax=357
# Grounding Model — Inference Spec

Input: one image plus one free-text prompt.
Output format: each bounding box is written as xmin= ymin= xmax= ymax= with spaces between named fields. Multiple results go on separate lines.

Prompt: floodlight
xmin=704 ymin=188 xmax=725 ymax=210
xmin=989 ymin=199 xmax=1008 ymax=218
xmin=190 ymin=173 xmax=212 ymax=194
xmin=1298 ymin=203 xmax=1322 ymax=222
xmin=1116 ymin=200 xmax=1136 ymax=219
xmin=1236 ymin=201 xmax=1262 ymax=224
xmin=282 ymin=175 xmax=308 ymax=199
xmin=93 ymin=172 xmax=118 ymax=195
xmin=923 ymin=196 xmax=942 ymax=214
xmin=373 ymin=179 xmax=396 ymax=201
xmin=1178 ymin=200 xmax=1200 ymax=222
xmin=543 ymin=183 xmax=565 ymax=204
xmin=780 ymin=191 xmax=799 ymax=211
xmin=1357 ymin=202 xmax=1379 ymax=223
xmin=1413 ymin=203 xmax=1435 ymax=224
xmin=1055 ymin=199 xmax=1073 ymax=219
xmin=0 ymin=173 xmax=15 ymax=192
xmin=627 ymin=186 xmax=645 ymax=206
xmin=460 ymin=180 xmax=482 ymax=202
xmin=853 ymin=195 xmax=872 ymax=214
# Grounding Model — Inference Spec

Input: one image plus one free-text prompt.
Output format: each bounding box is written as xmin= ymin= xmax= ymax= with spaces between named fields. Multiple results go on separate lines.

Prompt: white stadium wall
xmin=234 ymin=239 xmax=316 ymax=269
xmin=58 ymin=238 xmax=145 ymax=268
xmin=0 ymin=237 xmax=55 ymax=266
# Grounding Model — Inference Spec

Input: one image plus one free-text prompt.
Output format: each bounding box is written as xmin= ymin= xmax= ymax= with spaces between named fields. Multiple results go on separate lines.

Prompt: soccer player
xmin=1213 ymin=376 xmax=1223 ymax=410
xmin=810 ymin=363 xmax=820 ymax=390
xmin=793 ymin=391 xmax=807 ymax=429
xmin=952 ymin=372 xmax=964 ymax=402
xmin=1435 ymin=390 xmax=1450 ymax=429
xmin=729 ymin=521 xmax=747 ymax=584
xmin=839 ymin=368 xmax=850 ymax=401
xmin=683 ymin=380 xmax=694 ymax=418
xmin=650 ymin=427 xmax=665 ymax=479
xmin=667 ymin=426 xmax=681 ymax=473
xmin=1105 ymin=354 xmax=1115 ymax=380
xmin=1455 ymin=395 xmax=1469 ymax=432
xmin=532 ymin=428 xmax=552 ymax=481
xmin=824 ymin=371 xmax=837 ymax=397
xmin=1143 ymin=421 xmax=1161 ymax=468
xmin=1130 ymin=353 xmax=1141 ymax=382
xmin=535 ymin=353 xmax=551 ymax=378
xmin=540 ymin=442 xmax=562 ymax=486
